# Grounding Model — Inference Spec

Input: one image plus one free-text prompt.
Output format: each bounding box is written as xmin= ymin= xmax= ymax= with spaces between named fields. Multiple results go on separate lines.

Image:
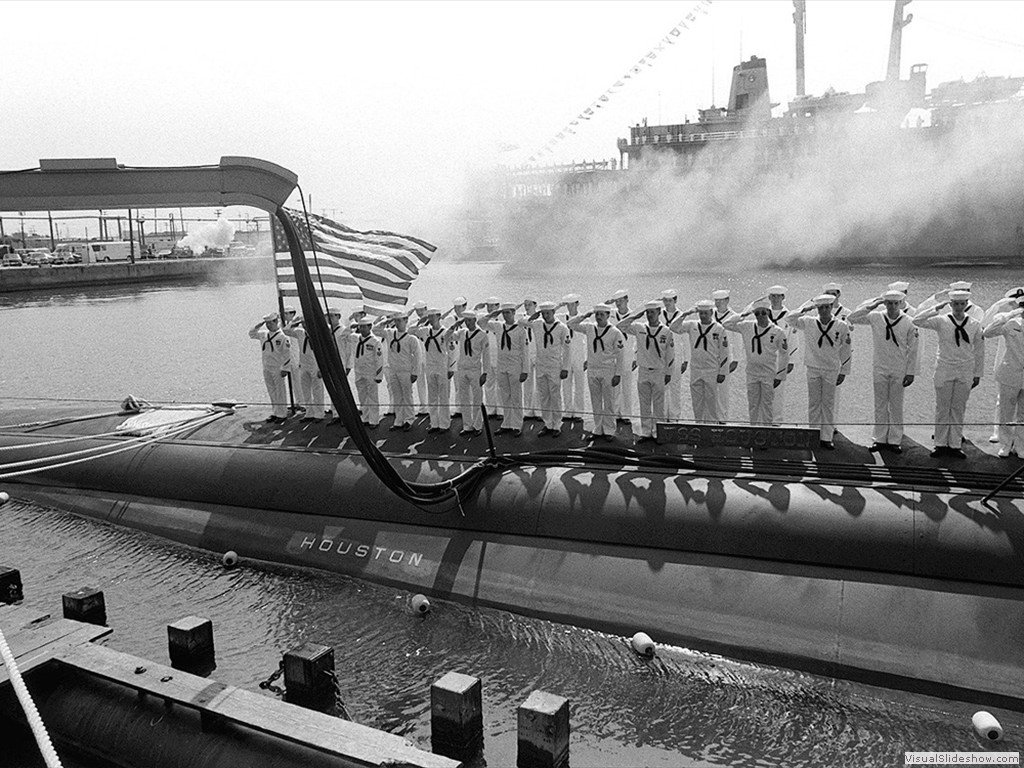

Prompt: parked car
xmin=22 ymin=249 xmax=55 ymax=266
xmin=2 ymin=252 xmax=24 ymax=267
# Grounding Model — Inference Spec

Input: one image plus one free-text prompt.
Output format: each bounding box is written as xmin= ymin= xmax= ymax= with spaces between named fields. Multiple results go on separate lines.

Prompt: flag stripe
xmin=271 ymin=209 xmax=436 ymax=314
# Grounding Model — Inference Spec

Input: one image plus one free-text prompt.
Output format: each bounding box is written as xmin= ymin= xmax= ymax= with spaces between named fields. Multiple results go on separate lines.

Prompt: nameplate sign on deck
xmin=656 ymin=423 xmax=819 ymax=450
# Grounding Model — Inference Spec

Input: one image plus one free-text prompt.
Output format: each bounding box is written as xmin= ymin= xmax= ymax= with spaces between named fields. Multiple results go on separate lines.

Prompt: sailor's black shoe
xmin=819 ymin=440 xmax=835 ymax=450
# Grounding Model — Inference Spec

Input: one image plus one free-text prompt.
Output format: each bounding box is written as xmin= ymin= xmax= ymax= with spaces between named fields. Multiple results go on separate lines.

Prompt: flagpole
xmin=270 ymin=215 xmax=297 ymax=413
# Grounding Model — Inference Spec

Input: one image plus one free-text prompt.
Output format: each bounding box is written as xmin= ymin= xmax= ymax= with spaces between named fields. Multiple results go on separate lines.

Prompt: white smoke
xmin=177 ymin=217 xmax=235 ymax=254
xmin=492 ymin=100 xmax=1024 ymax=273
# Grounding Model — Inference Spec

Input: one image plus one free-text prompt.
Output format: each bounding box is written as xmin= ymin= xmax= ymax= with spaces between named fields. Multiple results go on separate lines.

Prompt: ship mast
xmin=886 ymin=0 xmax=913 ymax=82
xmin=792 ymin=0 xmax=806 ymax=97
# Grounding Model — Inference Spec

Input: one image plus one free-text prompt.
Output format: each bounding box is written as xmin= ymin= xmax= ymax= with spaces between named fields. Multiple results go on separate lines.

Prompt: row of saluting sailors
xmin=250 ymin=280 xmax=1024 ymax=458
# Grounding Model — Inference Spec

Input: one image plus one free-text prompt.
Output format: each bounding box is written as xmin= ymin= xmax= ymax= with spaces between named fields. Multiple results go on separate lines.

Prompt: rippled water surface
xmin=3 ymin=263 xmax=1023 ymax=766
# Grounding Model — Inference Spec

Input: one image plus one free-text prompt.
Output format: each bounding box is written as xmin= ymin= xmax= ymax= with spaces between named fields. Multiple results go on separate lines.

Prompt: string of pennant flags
xmin=527 ymin=0 xmax=715 ymax=163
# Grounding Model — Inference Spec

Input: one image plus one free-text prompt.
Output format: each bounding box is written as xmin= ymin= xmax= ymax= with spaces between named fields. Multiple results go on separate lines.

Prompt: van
xmin=85 ymin=241 xmax=134 ymax=262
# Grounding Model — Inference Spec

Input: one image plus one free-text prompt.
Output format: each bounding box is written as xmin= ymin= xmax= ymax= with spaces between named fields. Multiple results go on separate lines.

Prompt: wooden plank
xmin=0 ymin=610 xmax=112 ymax=688
xmin=55 ymin=643 xmax=458 ymax=768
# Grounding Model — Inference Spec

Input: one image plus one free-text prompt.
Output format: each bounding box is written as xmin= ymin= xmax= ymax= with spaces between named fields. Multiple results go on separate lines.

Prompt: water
xmin=2 ymin=262 xmax=1022 ymax=766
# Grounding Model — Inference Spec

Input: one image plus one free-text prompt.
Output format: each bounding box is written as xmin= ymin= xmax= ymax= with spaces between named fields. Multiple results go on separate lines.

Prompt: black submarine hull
xmin=6 ymin=428 xmax=1024 ymax=708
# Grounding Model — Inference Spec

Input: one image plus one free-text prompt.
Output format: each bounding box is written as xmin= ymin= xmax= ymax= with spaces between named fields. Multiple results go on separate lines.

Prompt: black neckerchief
xmin=884 ymin=314 xmax=902 ymax=346
xmin=543 ymin=322 xmax=558 ymax=348
xmin=816 ymin=319 xmax=836 ymax=347
xmin=694 ymin=322 xmax=713 ymax=351
xmin=645 ymin=325 xmax=663 ymax=357
xmin=500 ymin=324 xmax=515 ymax=351
xmin=262 ymin=330 xmax=280 ymax=352
xmin=389 ymin=332 xmax=407 ymax=354
xmin=464 ymin=328 xmax=480 ymax=356
xmin=593 ymin=325 xmax=611 ymax=353
xmin=752 ymin=324 xmax=771 ymax=355
xmin=952 ymin=316 xmax=970 ymax=346
xmin=426 ymin=328 xmax=444 ymax=354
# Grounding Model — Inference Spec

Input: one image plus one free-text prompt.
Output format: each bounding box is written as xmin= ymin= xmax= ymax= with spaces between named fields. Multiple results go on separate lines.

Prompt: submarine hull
xmin=6 ymin=426 xmax=1024 ymax=709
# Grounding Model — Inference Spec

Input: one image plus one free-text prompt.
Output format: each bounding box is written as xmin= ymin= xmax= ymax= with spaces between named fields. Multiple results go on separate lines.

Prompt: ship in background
xmin=470 ymin=0 xmax=1024 ymax=271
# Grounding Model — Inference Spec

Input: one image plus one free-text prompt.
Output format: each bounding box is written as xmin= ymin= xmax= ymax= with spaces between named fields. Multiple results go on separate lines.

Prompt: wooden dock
xmin=0 ymin=604 xmax=458 ymax=768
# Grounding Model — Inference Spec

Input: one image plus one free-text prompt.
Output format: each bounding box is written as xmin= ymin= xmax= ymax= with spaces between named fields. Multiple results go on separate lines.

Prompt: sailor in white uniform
xmin=477 ymin=297 xmax=502 ymax=414
xmin=823 ymin=282 xmax=853 ymax=428
xmin=281 ymin=305 xmax=302 ymax=413
xmin=982 ymin=295 xmax=1024 ymax=458
xmin=848 ymin=290 xmax=920 ymax=452
xmin=521 ymin=296 xmax=540 ymax=419
xmin=446 ymin=310 xmax=490 ymax=435
xmin=349 ymin=316 xmax=384 ymax=428
xmin=913 ymin=289 xmax=986 ymax=458
xmin=786 ymin=294 xmax=852 ymax=449
xmin=609 ymin=289 xmax=637 ymax=423
xmin=661 ymin=289 xmax=689 ymax=421
xmin=249 ymin=311 xmax=292 ymax=423
xmin=712 ymin=289 xmax=739 ymax=422
xmin=670 ymin=299 xmax=730 ymax=424
xmin=560 ymin=293 xmax=588 ymax=422
xmin=444 ymin=296 xmax=468 ymax=418
xmin=525 ymin=301 xmax=571 ymax=436
xmin=414 ymin=308 xmax=454 ymax=432
xmin=376 ymin=313 xmax=423 ymax=431
xmin=410 ymin=301 xmax=429 ymax=415
xmin=282 ymin=312 xmax=325 ymax=422
xmin=982 ymin=287 xmax=1024 ymax=444
xmin=766 ymin=285 xmax=798 ymax=424
xmin=722 ymin=298 xmax=789 ymax=426
xmin=485 ymin=302 xmax=530 ymax=436
xmin=617 ymin=300 xmax=674 ymax=441
xmin=917 ymin=281 xmax=984 ymax=322
xmin=567 ymin=304 xmax=625 ymax=440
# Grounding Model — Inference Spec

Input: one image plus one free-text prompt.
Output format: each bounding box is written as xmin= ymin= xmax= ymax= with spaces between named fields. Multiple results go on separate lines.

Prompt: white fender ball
xmin=630 ymin=631 xmax=655 ymax=658
xmin=221 ymin=550 xmax=239 ymax=569
xmin=411 ymin=594 xmax=431 ymax=615
xmin=0 ymin=492 xmax=9 ymax=506
xmin=972 ymin=711 xmax=1003 ymax=742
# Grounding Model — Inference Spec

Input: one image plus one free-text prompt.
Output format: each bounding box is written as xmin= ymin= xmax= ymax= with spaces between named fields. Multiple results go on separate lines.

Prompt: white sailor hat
xmin=562 ymin=293 xmax=581 ymax=304
xmin=263 ymin=312 xmax=279 ymax=322
xmin=695 ymin=299 xmax=715 ymax=310
xmin=751 ymin=298 xmax=771 ymax=310
xmin=1004 ymin=286 xmax=1024 ymax=299
xmin=462 ymin=309 xmax=481 ymax=319
xmin=453 ymin=296 xmax=468 ymax=306
xmin=593 ymin=303 xmax=612 ymax=314
xmin=326 ymin=306 xmax=342 ymax=316
xmin=283 ymin=305 xmax=296 ymax=314
xmin=949 ymin=281 xmax=972 ymax=291
xmin=611 ymin=289 xmax=629 ymax=300
xmin=485 ymin=296 xmax=501 ymax=305
xmin=882 ymin=290 xmax=906 ymax=301
xmin=767 ymin=285 xmax=787 ymax=295
xmin=661 ymin=289 xmax=678 ymax=300
xmin=539 ymin=301 xmax=558 ymax=311
xmin=355 ymin=315 xmax=374 ymax=326
xmin=425 ymin=307 xmax=442 ymax=316
xmin=500 ymin=302 xmax=517 ymax=311
xmin=643 ymin=300 xmax=662 ymax=311
xmin=823 ymin=282 xmax=841 ymax=292
xmin=813 ymin=294 xmax=836 ymax=306
xmin=888 ymin=281 xmax=910 ymax=292
xmin=711 ymin=290 xmax=730 ymax=300
xmin=413 ymin=300 xmax=427 ymax=310
xmin=949 ymin=290 xmax=972 ymax=301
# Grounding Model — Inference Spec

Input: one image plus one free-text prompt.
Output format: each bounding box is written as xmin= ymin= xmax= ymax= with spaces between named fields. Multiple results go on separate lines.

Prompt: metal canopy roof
xmin=0 ymin=156 xmax=298 ymax=213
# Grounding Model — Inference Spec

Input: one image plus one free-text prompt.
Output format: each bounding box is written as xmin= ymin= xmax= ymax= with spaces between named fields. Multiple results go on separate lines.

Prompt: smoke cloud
xmin=178 ymin=217 xmax=235 ymax=254
xmin=492 ymin=99 xmax=1024 ymax=274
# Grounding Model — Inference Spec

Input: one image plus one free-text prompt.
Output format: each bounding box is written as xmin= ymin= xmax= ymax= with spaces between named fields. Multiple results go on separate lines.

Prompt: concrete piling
xmin=62 ymin=587 xmax=106 ymax=626
xmin=517 ymin=690 xmax=569 ymax=768
xmin=167 ymin=616 xmax=216 ymax=676
xmin=283 ymin=642 xmax=335 ymax=711
xmin=430 ymin=672 xmax=483 ymax=761
xmin=0 ymin=566 xmax=23 ymax=604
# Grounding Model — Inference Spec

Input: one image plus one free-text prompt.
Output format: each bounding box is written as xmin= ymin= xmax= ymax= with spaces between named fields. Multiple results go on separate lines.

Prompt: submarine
xmin=1 ymin=157 xmax=1022 ymax=710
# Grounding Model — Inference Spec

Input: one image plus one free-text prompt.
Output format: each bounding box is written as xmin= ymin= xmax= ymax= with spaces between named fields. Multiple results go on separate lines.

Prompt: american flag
xmin=271 ymin=208 xmax=436 ymax=314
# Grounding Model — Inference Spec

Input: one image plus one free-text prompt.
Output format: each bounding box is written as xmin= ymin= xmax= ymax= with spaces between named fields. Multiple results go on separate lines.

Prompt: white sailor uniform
xmin=452 ymin=326 xmax=490 ymax=432
xmin=848 ymin=307 xmax=919 ymax=445
xmin=721 ymin=317 xmax=789 ymax=426
xmin=531 ymin=319 xmax=572 ymax=431
xmin=282 ymin=325 xmax=325 ymax=419
xmin=561 ymin=314 xmax=588 ymax=420
xmin=486 ymin=319 xmax=530 ymax=432
xmin=913 ymin=310 xmax=985 ymax=450
xmin=249 ymin=326 xmax=292 ymax=419
xmin=381 ymin=329 xmax=423 ymax=428
xmin=567 ymin=318 xmax=625 ymax=436
xmin=349 ymin=332 xmax=384 ymax=426
xmin=618 ymin=320 xmax=674 ymax=437
xmin=787 ymin=315 xmax=852 ymax=441
xmin=983 ymin=311 xmax=1024 ymax=456
xmin=414 ymin=325 xmax=454 ymax=430
xmin=715 ymin=308 xmax=739 ymax=421
xmin=670 ymin=318 xmax=730 ymax=423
